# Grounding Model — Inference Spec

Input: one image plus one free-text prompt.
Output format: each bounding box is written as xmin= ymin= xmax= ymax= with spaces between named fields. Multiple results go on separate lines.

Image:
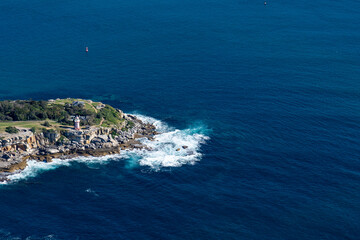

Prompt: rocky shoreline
xmin=0 ymin=113 xmax=157 ymax=182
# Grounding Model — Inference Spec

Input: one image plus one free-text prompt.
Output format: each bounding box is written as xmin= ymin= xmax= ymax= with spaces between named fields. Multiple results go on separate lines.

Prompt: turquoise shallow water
xmin=0 ymin=0 xmax=360 ymax=239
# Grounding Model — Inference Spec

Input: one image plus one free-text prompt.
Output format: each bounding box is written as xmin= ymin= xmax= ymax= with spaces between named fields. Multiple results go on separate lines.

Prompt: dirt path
xmin=99 ymin=118 xmax=104 ymax=126
xmin=89 ymin=103 xmax=98 ymax=113
xmin=88 ymin=103 xmax=104 ymax=126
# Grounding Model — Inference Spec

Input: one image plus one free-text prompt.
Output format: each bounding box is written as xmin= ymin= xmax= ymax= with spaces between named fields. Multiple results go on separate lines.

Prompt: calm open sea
xmin=0 ymin=0 xmax=360 ymax=239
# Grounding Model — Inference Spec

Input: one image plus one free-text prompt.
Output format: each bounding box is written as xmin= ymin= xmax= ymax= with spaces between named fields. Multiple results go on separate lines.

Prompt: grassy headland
xmin=0 ymin=99 xmax=127 ymax=132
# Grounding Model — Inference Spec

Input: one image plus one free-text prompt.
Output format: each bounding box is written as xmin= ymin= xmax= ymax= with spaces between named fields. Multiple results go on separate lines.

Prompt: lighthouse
xmin=74 ymin=116 xmax=81 ymax=130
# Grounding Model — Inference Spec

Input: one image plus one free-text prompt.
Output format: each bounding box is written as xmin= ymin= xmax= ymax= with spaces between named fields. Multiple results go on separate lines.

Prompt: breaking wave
xmin=1 ymin=114 xmax=209 ymax=184
xmin=2 ymin=155 xmax=120 ymax=184
xmin=130 ymin=114 xmax=209 ymax=170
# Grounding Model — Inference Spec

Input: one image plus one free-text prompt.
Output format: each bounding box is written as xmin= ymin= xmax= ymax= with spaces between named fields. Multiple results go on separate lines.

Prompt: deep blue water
xmin=0 ymin=0 xmax=360 ymax=239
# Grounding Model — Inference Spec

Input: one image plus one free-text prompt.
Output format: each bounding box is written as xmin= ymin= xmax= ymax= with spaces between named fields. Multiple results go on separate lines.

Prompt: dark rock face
xmin=42 ymin=131 xmax=60 ymax=143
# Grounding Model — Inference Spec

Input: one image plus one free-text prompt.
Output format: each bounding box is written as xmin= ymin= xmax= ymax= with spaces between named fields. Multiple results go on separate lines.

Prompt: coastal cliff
xmin=0 ymin=99 xmax=157 ymax=180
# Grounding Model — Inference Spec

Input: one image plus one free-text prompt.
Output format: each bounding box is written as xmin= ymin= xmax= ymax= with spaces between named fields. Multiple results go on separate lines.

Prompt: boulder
xmin=91 ymin=138 xmax=103 ymax=144
xmin=47 ymin=148 xmax=59 ymax=154
xmin=98 ymin=135 xmax=109 ymax=142
xmin=17 ymin=144 xmax=28 ymax=151
xmin=72 ymin=101 xmax=85 ymax=107
xmin=103 ymin=143 xmax=113 ymax=148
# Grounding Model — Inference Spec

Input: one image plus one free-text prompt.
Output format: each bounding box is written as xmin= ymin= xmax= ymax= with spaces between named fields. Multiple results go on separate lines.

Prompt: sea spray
xmin=132 ymin=114 xmax=210 ymax=169
xmin=132 ymin=114 xmax=171 ymax=133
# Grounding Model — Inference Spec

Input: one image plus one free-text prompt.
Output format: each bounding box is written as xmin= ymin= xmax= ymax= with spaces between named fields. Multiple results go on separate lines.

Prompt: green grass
xmin=98 ymin=105 xmax=125 ymax=127
xmin=51 ymin=98 xmax=74 ymax=105
xmin=83 ymin=103 xmax=96 ymax=113
xmin=91 ymin=102 xmax=101 ymax=107
xmin=0 ymin=120 xmax=70 ymax=133
xmin=51 ymin=98 xmax=100 ymax=114
xmin=50 ymin=99 xmax=125 ymax=128
xmin=0 ymin=99 xmax=125 ymax=132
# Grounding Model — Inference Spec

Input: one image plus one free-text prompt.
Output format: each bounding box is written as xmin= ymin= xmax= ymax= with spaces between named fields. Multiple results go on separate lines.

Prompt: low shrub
xmin=5 ymin=126 xmax=19 ymax=134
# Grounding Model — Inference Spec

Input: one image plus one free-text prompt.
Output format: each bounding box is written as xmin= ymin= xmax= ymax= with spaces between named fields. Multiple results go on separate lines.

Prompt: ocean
xmin=0 ymin=0 xmax=360 ymax=239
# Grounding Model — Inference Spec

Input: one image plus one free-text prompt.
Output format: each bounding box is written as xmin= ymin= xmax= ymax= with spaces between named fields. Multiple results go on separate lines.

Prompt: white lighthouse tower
xmin=74 ymin=116 xmax=81 ymax=130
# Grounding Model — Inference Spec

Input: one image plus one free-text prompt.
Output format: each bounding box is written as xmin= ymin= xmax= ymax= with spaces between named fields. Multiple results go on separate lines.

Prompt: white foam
xmin=85 ymin=188 xmax=99 ymax=197
xmin=1 ymin=114 xmax=209 ymax=184
xmin=0 ymin=230 xmax=56 ymax=240
xmin=132 ymin=114 xmax=171 ymax=133
xmin=4 ymin=155 xmax=121 ymax=183
xmin=131 ymin=114 xmax=209 ymax=170
xmin=7 ymin=159 xmax=70 ymax=182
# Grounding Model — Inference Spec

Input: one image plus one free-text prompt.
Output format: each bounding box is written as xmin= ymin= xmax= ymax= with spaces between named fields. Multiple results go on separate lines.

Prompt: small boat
xmin=85 ymin=46 xmax=89 ymax=52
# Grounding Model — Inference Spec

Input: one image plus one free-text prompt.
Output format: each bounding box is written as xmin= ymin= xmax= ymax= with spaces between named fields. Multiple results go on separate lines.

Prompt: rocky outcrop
xmin=0 ymin=114 xmax=157 ymax=176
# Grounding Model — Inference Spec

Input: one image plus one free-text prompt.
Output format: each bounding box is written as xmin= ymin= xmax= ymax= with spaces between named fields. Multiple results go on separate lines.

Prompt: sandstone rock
xmin=98 ymin=135 xmax=109 ymax=142
xmin=0 ymin=112 xmax=158 ymax=179
xmin=72 ymin=101 xmax=85 ymax=107
xmin=17 ymin=144 xmax=28 ymax=151
xmin=47 ymin=148 xmax=59 ymax=154
xmin=96 ymin=103 xmax=105 ymax=109
xmin=115 ymin=109 xmax=124 ymax=119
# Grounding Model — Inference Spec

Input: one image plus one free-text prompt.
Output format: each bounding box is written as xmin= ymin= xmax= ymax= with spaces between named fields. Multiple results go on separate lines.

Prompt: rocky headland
xmin=0 ymin=99 xmax=158 ymax=181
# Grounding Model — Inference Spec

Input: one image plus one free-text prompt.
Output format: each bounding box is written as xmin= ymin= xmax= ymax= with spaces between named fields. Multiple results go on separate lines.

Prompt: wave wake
xmin=1 ymin=114 xmax=209 ymax=184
